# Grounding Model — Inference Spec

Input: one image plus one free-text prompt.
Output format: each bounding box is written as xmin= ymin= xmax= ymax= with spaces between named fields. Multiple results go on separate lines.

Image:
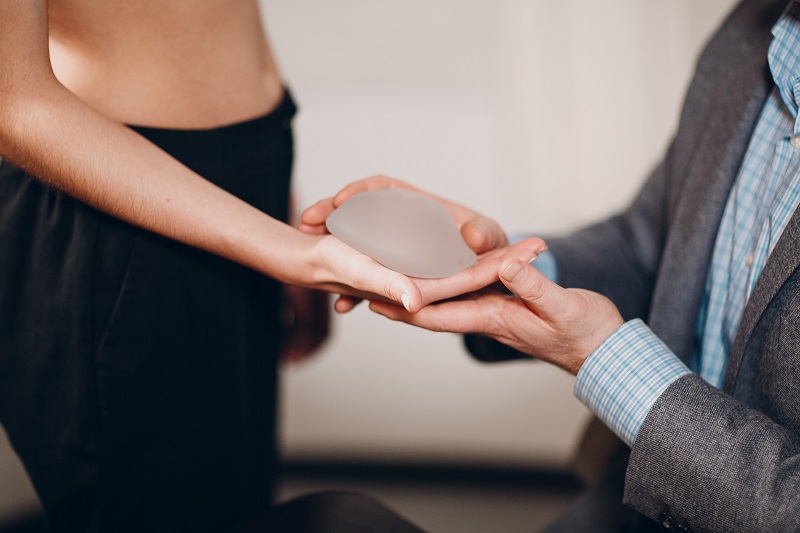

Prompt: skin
xmin=371 ymin=258 xmax=624 ymax=374
xmin=0 ymin=1 xmax=545 ymax=358
xmin=301 ymin=175 xmax=521 ymax=312
xmin=305 ymin=177 xmax=624 ymax=375
xmin=0 ymin=1 xmax=409 ymax=308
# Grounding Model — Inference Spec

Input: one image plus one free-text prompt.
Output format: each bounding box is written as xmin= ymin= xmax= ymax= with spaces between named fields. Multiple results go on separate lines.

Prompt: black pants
xmin=0 ymin=93 xmax=296 ymax=532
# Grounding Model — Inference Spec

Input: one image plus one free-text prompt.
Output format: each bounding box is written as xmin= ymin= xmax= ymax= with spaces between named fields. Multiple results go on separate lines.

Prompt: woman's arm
xmin=0 ymin=1 xmax=427 ymax=308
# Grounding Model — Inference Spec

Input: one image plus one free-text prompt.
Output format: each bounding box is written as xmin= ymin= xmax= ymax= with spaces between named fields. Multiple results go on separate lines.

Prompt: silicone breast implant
xmin=326 ymin=189 xmax=477 ymax=278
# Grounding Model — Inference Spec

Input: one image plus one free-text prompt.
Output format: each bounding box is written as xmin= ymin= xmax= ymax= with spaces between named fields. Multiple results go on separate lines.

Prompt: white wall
xmin=262 ymin=0 xmax=740 ymax=469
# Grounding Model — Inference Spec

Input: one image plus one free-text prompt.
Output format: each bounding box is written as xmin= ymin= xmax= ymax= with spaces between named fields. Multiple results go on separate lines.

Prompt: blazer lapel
xmin=649 ymin=49 xmax=773 ymax=363
xmin=724 ymin=209 xmax=800 ymax=390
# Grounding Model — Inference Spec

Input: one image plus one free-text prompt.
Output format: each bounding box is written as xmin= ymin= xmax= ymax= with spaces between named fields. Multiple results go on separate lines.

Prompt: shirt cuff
xmin=574 ymin=319 xmax=692 ymax=446
xmin=510 ymin=233 xmax=558 ymax=283
xmin=532 ymin=250 xmax=558 ymax=283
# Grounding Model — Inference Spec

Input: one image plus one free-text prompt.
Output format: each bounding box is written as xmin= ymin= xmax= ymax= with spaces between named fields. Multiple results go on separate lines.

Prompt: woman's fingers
xmin=300 ymin=196 xmax=336 ymax=227
xmin=459 ymin=218 xmax=509 ymax=253
xmin=334 ymin=294 xmax=363 ymax=313
xmin=416 ymin=237 xmax=547 ymax=305
xmin=315 ymin=236 xmax=422 ymax=312
xmin=332 ymin=175 xmax=408 ymax=207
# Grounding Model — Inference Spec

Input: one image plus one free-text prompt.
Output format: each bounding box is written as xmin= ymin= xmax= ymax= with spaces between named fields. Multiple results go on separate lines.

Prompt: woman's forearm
xmin=0 ymin=78 xmax=316 ymax=285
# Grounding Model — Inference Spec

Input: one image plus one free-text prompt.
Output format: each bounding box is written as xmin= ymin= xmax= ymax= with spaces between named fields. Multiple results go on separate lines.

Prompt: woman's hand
xmin=300 ymin=175 xmax=517 ymax=312
xmin=301 ymin=175 xmax=509 ymax=253
xmin=299 ymin=231 xmax=545 ymax=313
xmin=281 ymin=284 xmax=331 ymax=364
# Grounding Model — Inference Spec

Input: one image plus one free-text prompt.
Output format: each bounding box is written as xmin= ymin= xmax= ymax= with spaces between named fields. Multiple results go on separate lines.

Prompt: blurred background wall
xmin=263 ymin=0 xmax=740 ymax=470
xmin=0 ymin=0 xmax=742 ymax=526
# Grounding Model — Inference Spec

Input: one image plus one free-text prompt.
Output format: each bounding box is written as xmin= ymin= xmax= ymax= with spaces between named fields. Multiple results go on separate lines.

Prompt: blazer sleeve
xmin=624 ymin=374 xmax=800 ymax=532
xmin=464 ymin=154 xmax=673 ymax=363
xmin=547 ymin=148 xmax=671 ymax=322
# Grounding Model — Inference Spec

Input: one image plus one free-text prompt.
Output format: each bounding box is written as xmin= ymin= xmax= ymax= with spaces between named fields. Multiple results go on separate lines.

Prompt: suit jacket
xmin=544 ymin=0 xmax=800 ymax=531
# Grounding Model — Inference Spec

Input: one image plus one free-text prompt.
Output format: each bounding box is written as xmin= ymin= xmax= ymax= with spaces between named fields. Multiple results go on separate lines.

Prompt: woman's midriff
xmin=47 ymin=0 xmax=284 ymax=129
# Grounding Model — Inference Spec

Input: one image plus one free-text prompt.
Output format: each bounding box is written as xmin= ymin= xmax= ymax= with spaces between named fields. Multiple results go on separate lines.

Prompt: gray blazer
xmin=547 ymin=0 xmax=800 ymax=531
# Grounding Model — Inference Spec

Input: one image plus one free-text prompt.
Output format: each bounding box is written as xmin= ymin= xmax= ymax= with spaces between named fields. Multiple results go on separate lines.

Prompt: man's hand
xmin=369 ymin=257 xmax=625 ymax=375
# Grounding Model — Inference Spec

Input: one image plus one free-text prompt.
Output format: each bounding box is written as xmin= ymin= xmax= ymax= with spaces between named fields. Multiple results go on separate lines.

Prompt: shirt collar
xmin=769 ymin=3 xmax=800 ymax=118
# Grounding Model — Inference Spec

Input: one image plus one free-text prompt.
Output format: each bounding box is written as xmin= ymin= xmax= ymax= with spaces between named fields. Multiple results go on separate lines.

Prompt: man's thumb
xmin=499 ymin=259 xmax=553 ymax=311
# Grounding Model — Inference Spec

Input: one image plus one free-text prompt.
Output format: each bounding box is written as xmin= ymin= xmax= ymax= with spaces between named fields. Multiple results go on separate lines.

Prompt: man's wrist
xmin=574 ymin=311 xmax=625 ymax=374
xmin=574 ymin=319 xmax=692 ymax=446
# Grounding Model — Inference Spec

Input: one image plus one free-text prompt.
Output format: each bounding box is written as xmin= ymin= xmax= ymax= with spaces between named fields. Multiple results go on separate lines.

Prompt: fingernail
xmin=401 ymin=293 xmax=411 ymax=312
xmin=501 ymin=261 xmax=525 ymax=283
xmin=528 ymin=253 xmax=539 ymax=263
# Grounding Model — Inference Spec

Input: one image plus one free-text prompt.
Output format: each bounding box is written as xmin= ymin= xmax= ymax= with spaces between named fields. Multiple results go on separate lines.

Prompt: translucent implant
xmin=326 ymin=189 xmax=477 ymax=278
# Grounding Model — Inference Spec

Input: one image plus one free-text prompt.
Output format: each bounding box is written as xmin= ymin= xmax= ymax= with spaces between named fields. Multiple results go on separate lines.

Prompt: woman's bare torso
xmin=47 ymin=0 xmax=284 ymax=129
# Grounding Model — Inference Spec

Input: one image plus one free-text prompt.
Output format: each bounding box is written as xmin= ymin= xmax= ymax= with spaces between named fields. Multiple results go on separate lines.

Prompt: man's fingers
xmin=499 ymin=259 xmax=561 ymax=317
xmin=369 ymin=297 xmax=491 ymax=334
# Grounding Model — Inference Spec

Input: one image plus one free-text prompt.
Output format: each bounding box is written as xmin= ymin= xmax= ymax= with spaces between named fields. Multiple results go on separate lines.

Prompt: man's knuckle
xmin=491 ymin=299 xmax=515 ymax=335
xmin=384 ymin=280 xmax=397 ymax=299
xmin=523 ymin=278 xmax=547 ymax=301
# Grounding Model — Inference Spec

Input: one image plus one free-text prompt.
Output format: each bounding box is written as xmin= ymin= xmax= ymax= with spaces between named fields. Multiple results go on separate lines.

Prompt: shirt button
xmin=791 ymin=134 xmax=800 ymax=149
xmin=745 ymin=252 xmax=754 ymax=267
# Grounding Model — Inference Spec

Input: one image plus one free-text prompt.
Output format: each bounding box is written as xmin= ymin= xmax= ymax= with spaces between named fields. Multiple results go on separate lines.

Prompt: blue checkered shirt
xmin=571 ymin=3 xmax=800 ymax=446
